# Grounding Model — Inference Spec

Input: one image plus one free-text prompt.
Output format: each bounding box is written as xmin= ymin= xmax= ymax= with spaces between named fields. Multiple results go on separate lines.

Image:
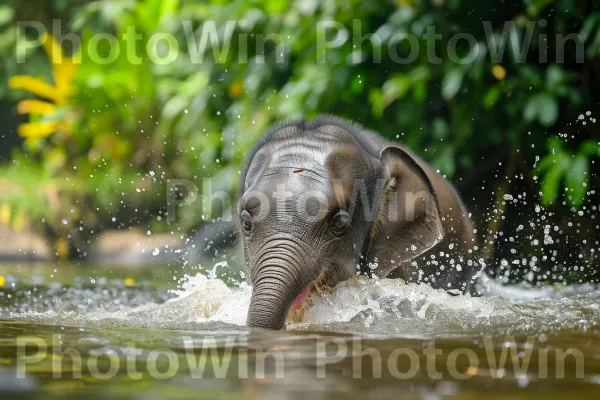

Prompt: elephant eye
xmin=240 ymin=210 xmax=253 ymax=236
xmin=330 ymin=210 xmax=351 ymax=237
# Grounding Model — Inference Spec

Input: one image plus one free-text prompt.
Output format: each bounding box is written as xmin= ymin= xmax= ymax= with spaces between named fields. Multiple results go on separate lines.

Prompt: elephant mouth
xmin=290 ymin=285 xmax=311 ymax=310
xmin=289 ymin=271 xmax=330 ymax=311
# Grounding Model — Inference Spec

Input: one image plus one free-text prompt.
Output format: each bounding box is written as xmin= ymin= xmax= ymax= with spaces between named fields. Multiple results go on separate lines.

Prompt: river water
xmin=0 ymin=262 xmax=599 ymax=399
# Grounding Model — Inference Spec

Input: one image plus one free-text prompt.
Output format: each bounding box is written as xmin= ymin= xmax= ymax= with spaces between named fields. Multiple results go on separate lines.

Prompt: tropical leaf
xmin=524 ymin=94 xmax=558 ymax=127
xmin=441 ymin=68 xmax=464 ymax=101
xmin=9 ymin=76 xmax=60 ymax=102
xmin=564 ymin=155 xmax=589 ymax=208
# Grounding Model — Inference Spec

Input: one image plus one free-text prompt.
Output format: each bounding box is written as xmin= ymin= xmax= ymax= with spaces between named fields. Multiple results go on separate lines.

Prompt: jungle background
xmin=0 ymin=0 xmax=599 ymax=285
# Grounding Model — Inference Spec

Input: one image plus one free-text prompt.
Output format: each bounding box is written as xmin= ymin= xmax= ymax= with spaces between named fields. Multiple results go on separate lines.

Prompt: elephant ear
xmin=368 ymin=146 xmax=445 ymax=277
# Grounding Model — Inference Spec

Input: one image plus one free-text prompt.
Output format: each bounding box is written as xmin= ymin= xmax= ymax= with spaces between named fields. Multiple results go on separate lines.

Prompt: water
xmin=1 ymin=263 xmax=599 ymax=399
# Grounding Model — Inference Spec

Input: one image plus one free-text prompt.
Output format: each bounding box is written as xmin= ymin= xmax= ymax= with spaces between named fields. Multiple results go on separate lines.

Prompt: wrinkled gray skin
xmin=239 ymin=115 xmax=477 ymax=330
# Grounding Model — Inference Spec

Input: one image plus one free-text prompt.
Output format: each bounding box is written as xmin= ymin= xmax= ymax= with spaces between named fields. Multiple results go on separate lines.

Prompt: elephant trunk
xmin=247 ymin=257 xmax=314 ymax=329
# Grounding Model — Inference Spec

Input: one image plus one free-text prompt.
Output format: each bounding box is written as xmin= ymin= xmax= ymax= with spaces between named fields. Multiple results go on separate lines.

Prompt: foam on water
xmin=3 ymin=271 xmax=599 ymax=338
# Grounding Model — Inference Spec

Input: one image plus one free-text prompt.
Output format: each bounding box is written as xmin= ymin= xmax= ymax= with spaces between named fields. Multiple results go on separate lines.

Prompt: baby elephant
xmin=238 ymin=115 xmax=478 ymax=329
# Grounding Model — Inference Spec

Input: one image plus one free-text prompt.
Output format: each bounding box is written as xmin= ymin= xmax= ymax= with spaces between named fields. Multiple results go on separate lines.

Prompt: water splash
xmin=2 ymin=270 xmax=599 ymax=338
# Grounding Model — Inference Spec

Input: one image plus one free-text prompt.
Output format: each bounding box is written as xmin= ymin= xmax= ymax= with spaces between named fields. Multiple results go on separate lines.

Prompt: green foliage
xmin=536 ymin=137 xmax=594 ymax=208
xmin=0 ymin=0 xmax=599 ymax=243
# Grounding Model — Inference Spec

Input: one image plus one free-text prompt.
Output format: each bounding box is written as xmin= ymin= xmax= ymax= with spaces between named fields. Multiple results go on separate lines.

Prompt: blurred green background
xmin=0 ymin=0 xmax=598 ymax=283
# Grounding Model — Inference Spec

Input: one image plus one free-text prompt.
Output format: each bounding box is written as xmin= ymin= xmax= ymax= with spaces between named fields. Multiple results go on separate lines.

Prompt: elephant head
xmin=238 ymin=117 xmax=446 ymax=329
